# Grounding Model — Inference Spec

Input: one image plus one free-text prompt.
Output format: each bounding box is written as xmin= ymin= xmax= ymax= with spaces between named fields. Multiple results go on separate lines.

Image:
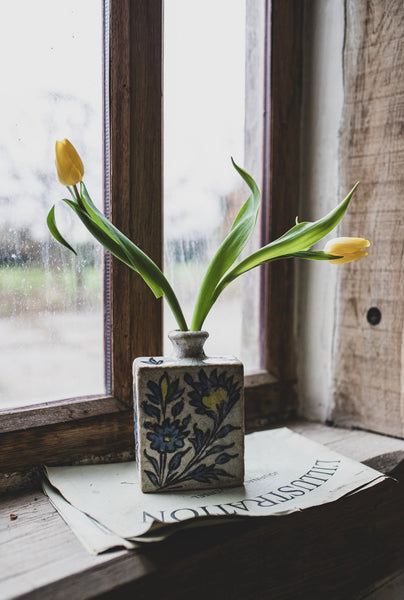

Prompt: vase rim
xmin=168 ymin=329 xmax=209 ymax=339
xmin=168 ymin=330 xmax=209 ymax=359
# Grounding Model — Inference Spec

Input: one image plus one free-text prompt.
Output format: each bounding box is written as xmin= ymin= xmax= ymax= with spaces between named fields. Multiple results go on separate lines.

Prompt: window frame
xmin=0 ymin=0 xmax=303 ymax=476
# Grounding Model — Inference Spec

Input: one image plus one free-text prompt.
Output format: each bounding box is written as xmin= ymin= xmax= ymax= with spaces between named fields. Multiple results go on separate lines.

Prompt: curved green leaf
xmin=46 ymin=205 xmax=77 ymax=255
xmin=291 ymin=250 xmax=342 ymax=261
xmin=191 ymin=159 xmax=261 ymax=331
xmin=61 ymin=198 xmax=136 ymax=269
xmin=48 ymin=186 xmax=188 ymax=331
xmin=79 ymin=194 xmax=188 ymax=331
xmin=194 ymin=183 xmax=358 ymax=329
xmin=225 ymin=182 xmax=358 ymax=279
xmin=202 ymin=250 xmax=343 ymax=325
xmin=78 ymin=185 xmax=165 ymax=298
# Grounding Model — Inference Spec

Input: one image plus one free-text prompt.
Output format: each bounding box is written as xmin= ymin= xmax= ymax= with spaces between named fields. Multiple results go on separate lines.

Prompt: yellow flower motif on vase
xmin=202 ymin=386 xmax=229 ymax=411
xmin=324 ymin=237 xmax=370 ymax=264
xmin=160 ymin=374 xmax=169 ymax=401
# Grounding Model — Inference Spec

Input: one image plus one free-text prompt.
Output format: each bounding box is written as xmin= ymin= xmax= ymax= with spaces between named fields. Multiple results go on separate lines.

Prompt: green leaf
xmin=191 ymin=159 xmax=261 ymax=331
xmin=46 ymin=205 xmax=77 ymax=255
xmin=194 ymin=182 xmax=359 ymax=329
xmin=227 ymin=182 xmax=358 ymax=278
xmin=291 ymin=250 xmax=343 ymax=261
xmin=61 ymin=198 xmax=134 ymax=267
xmin=78 ymin=184 xmax=165 ymax=298
xmin=49 ymin=184 xmax=188 ymax=331
xmin=80 ymin=183 xmax=118 ymax=238
xmin=80 ymin=192 xmax=188 ymax=330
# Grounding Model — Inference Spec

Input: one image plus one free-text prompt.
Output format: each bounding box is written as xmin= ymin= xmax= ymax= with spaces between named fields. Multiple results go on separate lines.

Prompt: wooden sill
xmin=0 ymin=375 xmax=297 ymax=483
xmin=1 ymin=421 xmax=404 ymax=600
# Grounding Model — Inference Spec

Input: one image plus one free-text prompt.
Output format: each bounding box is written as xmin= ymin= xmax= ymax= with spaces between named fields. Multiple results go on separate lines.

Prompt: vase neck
xmin=168 ymin=330 xmax=209 ymax=359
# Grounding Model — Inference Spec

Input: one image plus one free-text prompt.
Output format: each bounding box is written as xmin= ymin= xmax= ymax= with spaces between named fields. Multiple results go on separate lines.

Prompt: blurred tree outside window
xmin=163 ymin=0 xmax=262 ymax=371
xmin=0 ymin=0 xmax=264 ymax=411
xmin=0 ymin=0 xmax=104 ymax=409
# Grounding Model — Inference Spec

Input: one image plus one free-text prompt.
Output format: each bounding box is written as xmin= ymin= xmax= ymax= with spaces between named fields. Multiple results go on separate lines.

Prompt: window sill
xmin=0 ymin=372 xmax=297 ymax=485
xmin=2 ymin=421 xmax=404 ymax=600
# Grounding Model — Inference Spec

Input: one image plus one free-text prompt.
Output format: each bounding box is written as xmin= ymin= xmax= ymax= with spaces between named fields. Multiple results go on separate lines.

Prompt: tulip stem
xmin=73 ymin=184 xmax=84 ymax=208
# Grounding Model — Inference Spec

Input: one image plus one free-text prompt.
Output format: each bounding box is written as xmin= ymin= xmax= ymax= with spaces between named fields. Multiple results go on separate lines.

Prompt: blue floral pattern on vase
xmin=140 ymin=369 xmax=241 ymax=491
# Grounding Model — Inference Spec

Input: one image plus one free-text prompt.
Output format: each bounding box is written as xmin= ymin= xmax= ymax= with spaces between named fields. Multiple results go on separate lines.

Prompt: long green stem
xmin=76 ymin=183 xmax=189 ymax=331
xmin=193 ymin=253 xmax=331 ymax=331
xmin=164 ymin=289 xmax=189 ymax=331
xmin=192 ymin=183 xmax=358 ymax=330
xmin=73 ymin=184 xmax=81 ymax=204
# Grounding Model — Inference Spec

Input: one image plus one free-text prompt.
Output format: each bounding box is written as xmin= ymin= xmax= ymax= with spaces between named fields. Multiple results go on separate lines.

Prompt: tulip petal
xmin=50 ymin=140 xmax=191 ymax=329
xmin=324 ymin=237 xmax=370 ymax=254
xmin=55 ymin=139 xmax=84 ymax=186
xmin=327 ymin=251 xmax=368 ymax=265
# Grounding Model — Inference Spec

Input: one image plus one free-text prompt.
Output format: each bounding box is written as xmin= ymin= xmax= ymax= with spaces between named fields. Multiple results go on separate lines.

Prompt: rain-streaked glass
xmin=163 ymin=0 xmax=262 ymax=371
xmin=0 ymin=0 xmax=104 ymax=409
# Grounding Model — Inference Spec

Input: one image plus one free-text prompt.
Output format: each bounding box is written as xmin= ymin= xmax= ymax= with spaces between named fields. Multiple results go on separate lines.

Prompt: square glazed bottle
xmin=133 ymin=330 xmax=245 ymax=493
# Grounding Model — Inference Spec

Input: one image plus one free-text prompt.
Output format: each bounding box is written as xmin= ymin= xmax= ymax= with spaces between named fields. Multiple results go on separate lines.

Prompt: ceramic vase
xmin=133 ymin=330 xmax=245 ymax=493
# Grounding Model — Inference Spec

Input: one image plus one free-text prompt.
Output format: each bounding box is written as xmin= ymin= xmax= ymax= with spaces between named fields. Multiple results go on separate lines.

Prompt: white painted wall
xmin=296 ymin=0 xmax=345 ymax=421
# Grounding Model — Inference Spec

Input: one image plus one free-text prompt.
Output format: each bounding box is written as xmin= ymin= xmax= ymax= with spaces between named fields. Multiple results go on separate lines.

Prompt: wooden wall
xmin=332 ymin=0 xmax=404 ymax=437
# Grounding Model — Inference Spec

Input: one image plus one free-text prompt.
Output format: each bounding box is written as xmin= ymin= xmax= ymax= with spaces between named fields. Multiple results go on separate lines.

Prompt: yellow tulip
xmin=55 ymin=139 xmax=84 ymax=186
xmin=324 ymin=237 xmax=370 ymax=264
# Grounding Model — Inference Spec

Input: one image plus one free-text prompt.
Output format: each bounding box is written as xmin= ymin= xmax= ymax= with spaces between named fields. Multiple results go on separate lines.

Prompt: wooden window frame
xmin=0 ymin=0 xmax=302 ymax=478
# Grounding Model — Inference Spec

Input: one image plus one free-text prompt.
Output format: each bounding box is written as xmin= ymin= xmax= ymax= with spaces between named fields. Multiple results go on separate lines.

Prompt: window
xmin=0 ymin=0 xmax=105 ymax=410
xmin=0 ymin=0 xmax=302 ymax=476
xmin=163 ymin=0 xmax=263 ymax=370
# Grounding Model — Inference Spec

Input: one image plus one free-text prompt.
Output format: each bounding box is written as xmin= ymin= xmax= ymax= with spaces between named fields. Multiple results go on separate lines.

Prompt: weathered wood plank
xmin=1 ymin=422 xmax=403 ymax=600
xmin=263 ymin=0 xmax=303 ymax=381
xmin=356 ymin=568 xmax=404 ymax=599
xmin=0 ymin=396 xmax=124 ymax=434
xmin=0 ymin=412 xmax=135 ymax=477
xmin=0 ymin=379 xmax=295 ymax=481
xmin=0 ymin=489 xmax=148 ymax=600
xmin=333 ymin=0 xmax=404 ymax=437
xmin=109 ymin=0 xmax=163 ymax=408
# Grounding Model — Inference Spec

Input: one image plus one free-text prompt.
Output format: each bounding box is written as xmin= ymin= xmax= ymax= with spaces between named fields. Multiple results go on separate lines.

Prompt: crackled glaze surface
xmin=133 ymin=336 xmax=244 ymax=493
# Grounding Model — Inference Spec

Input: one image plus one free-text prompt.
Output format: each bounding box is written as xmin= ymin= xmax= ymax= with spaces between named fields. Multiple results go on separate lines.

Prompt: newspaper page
xmin=43 ymin=427 xmax=386 ymax=554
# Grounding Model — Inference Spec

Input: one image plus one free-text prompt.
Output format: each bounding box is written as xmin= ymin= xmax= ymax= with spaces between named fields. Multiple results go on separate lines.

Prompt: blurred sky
xmin=0 ymin=0 xmax=103 ymax=241
xmin=164 ymin=0 xmax=246 ymax=238
xmin=0 ymin=0 xmax=246 ymax=242
xmin=0 ymin=1 xmax=261 ymax=399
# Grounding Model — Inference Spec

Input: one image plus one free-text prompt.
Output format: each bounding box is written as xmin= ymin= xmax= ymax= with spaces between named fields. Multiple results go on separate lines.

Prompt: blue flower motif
xmin=147 ymin=420 xmax=188 ymax=453
xmin=141 ymin=369 xmax=240 ymax=489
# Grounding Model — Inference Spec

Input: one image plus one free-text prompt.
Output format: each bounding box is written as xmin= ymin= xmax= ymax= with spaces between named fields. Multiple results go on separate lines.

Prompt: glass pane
xmin=163 ymin=0 xmax=264 ymax=371
xmin=0 ymin=0 xmax=104 ymax=409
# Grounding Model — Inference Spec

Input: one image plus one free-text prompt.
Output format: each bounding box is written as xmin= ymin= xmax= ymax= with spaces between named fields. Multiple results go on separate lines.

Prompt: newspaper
xmin=43 ymin=427 xmax=386 ymax=554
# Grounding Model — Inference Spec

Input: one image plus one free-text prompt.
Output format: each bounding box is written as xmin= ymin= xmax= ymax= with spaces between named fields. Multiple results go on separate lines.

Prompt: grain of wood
xmin=0 ymin=382 xmax=295 ymax=478
xmin=109 ymin=0 xmax=163 ymax=408
xmin=263 ymin=0 xmax=303 ymax=382
xmin=0 ymin=396 xmax=123 ymax=434
xmin=333 ymin=0 xmax=404 ymax=437
xmin=0 ymin=489 xmax=144 ymax=600
xmin=1 ymin=422 xmax=403 ymax=600
xmin=356 ymin=568 xmax=404 ymax=599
